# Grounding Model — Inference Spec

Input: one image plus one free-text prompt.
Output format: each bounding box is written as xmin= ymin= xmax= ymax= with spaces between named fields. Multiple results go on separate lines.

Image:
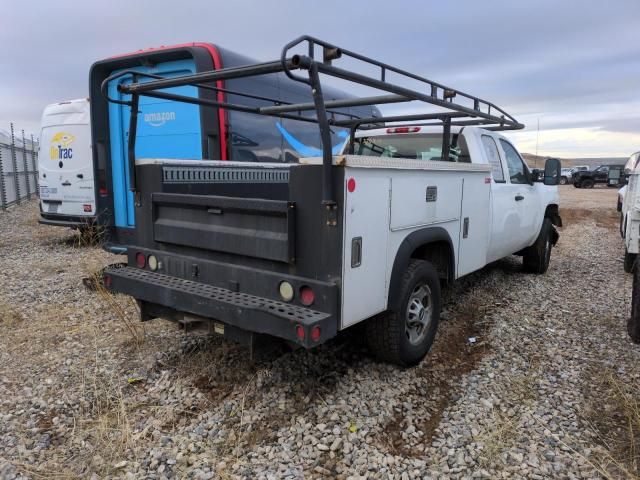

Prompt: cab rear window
xmin=352 ymin=133 xmax=470 ymax=162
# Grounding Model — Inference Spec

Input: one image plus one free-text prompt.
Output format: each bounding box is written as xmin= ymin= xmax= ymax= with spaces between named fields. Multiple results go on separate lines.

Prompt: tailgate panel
xmin=152 ymin=193 xmax=295 ymax=262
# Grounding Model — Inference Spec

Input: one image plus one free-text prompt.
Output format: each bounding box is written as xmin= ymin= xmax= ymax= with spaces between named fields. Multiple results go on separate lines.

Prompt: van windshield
xmin=352 ymin=133 xmax=470 ymax=162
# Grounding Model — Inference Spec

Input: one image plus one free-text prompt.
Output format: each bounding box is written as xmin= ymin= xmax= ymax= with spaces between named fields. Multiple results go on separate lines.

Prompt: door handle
xmin=61 ymin=181 xmax=71 ymax=186
xmin=76 ymin=173 xmax=83 ymax=179
xmin=515 ymin=195 xmax=524 ymax=201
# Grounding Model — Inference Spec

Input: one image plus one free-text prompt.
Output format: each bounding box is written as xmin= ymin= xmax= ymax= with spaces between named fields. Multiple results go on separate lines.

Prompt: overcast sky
xmin=1 ymin=0 xmax=639 ymax=157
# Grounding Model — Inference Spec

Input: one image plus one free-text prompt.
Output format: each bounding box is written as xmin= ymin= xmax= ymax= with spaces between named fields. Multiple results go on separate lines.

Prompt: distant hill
xmin=521 ymin=153 xmax=627 ymax=169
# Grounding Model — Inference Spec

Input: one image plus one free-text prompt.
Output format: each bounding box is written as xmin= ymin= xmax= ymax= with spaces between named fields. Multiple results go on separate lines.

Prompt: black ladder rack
xmin=105 ymin=35 xmax=524 ymax=207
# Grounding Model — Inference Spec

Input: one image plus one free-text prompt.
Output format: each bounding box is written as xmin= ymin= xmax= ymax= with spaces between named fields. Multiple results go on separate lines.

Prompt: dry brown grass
xmin=0 ymin=300 xmax=23 ymax=326
xmin=581 ymin=367 xmax=640 ymax=479
xmin=92 ymin=274 xmax=145 ymax=346
xmin=477 ymin=410 xmax=518 ymax=467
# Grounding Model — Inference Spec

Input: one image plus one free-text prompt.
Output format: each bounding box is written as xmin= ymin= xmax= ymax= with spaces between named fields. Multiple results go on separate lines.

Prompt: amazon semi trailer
xmin=89 ymin=42 xmax=375 ymax=252
xmin=38 ymin=99 xmax=96 ymax=228
xmin=101 ymin=36 xmax=560 ymax=366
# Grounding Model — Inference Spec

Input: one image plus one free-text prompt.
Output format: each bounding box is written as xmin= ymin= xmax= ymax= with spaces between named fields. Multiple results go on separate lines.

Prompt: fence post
xmin=21 ymin=130 xmax=31 ymax=199
xmin=31 ymin=134 xmax=38 ymax=194
xmin=10 ymin=123 xmax=21 ymax=205
xmin=0 ymin=142 xmax=5 ymax=210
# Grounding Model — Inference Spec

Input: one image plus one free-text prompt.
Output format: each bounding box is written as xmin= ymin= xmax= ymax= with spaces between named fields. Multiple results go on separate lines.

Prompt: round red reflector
xmin=300 ymin=286 xmax=315 ymax=306
xmin=296 ymin=325 xmax=305 ymax=341
xmin=135 ymin=252 xmax=146 ymax=268
xmin=311 ymin=326 xmax=321 ymax=342
xmin=347 ymin=178 xmax=356 ymax=193
xmin=103 ymin=274 xmax=112 ymax=288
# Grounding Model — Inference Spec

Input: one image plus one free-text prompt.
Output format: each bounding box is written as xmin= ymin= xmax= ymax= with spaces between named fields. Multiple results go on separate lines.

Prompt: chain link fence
xmin=0 ymin=123 xmax=39 ymax=209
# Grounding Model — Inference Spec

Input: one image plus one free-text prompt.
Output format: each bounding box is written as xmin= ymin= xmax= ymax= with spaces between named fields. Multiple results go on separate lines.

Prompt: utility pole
xmin=535 ymin=118 xmax=540 ymax=167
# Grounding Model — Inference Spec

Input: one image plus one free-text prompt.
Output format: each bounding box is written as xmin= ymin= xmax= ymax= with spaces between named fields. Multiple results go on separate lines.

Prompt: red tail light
xmin=311 ymin=326 xmax=321 ymax=342
xmin=296 ymin=325 xmax=305 ymax=341
xmin=99 ymin=187 xmax=108 ymax=197
xmin=103 ymin=274 xmax=112 ymax=288
xmin=386 ymin=127 xmax=420 ymax=134
xmin=135 ymin=252 xmax=146 ymax=268
xmin=300 ymin=286 xmax=315 ymax=306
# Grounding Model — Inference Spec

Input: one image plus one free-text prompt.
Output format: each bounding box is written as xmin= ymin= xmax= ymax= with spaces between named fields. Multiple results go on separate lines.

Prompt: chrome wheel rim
xmin=405 ymin=283 xmax=433 ymax=345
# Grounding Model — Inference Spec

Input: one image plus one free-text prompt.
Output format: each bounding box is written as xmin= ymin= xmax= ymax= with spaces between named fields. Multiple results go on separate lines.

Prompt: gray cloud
xmin=1 ymin=0 xmax=638 ymax=155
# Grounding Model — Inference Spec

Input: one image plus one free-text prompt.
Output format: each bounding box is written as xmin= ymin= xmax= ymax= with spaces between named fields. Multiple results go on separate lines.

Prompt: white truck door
xmin=456 ymin=172 xmax=491 ymax=277
xmin=481 ymin=134 xmax=523 ymax=262
xmin=499 ymin=139 xmax=538 ymax=248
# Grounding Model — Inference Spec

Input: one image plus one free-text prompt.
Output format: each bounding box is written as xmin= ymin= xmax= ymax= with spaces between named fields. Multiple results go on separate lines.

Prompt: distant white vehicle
xmin=38 ymin=99 xmax=95 ymax=229
xmin=619 ymin=151 xmax=640 ymax=272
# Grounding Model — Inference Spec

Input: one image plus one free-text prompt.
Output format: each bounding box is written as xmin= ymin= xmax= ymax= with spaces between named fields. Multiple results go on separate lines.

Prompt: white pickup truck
xmin=101 ymin=36 xmax=562 ymax=366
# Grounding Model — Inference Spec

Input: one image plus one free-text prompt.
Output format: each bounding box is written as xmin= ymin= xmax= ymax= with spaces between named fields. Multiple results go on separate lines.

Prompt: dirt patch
xmin=561 ymin=207 xmax=619 ymax=230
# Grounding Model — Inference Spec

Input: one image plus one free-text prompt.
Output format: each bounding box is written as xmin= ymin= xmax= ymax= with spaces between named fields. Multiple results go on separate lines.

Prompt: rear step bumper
xmin=103 ymin=266 xmax=335 ymax=347
xmin=39 ymin=213 xmax=96 ymax=228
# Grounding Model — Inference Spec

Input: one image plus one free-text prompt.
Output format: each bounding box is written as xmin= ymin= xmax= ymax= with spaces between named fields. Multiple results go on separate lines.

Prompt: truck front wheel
xmin=366 ymin=259 xmax=440 ymax=366
xmin=523 ymin=219 xmax=554 ymax=274
xmin=624 ymin=249 xmax=636 ymax=274
xmin=582 ymin=179 xmax=595 ymax=188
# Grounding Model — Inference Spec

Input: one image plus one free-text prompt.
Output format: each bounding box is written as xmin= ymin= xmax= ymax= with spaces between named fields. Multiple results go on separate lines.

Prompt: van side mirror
xmin=544 ymin=158 xmax=561 ymax=186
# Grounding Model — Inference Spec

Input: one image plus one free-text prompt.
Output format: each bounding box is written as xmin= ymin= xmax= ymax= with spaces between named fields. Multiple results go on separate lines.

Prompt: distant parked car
xmin=560 ymin=165 xmax=589 ymax=185
xmin=573 ymin=164 xmax=623 ymax=188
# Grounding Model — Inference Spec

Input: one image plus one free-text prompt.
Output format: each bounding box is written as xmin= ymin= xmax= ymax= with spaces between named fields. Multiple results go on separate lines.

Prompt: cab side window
xmin=500 ymin=139 xmax=529 ymax=184
xmin=481 ymin=135 xmax=504 ymax=182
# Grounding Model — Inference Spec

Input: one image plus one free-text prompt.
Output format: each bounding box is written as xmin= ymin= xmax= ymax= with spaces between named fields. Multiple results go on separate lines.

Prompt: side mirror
xmin=544 ymin=158 xmax=561 ymax=186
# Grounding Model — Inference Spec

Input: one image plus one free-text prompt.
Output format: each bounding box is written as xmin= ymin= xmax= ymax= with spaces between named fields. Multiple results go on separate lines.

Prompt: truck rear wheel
xmin=624 ymin=249 xmax=636 ymax=274
xmin=560 ymin=176 xmax=568 ymax=185
xmin=366 ymin=259 xmax=440 ymax=366
xmin=523 ymin=219 xmax=553 ymax=274
xmin=629 ymin=261 xmax=640 ymax=343
xmin=582 ymin=179 xmax=595 ymax=188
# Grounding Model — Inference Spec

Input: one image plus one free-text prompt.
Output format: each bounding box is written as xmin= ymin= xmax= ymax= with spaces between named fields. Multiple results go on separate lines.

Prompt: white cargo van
xmin=38 ymin=99 xmax=95 ymax=228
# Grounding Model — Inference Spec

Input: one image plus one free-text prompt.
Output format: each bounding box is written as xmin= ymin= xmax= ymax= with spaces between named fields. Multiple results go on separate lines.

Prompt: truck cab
xmin=347 ymin=126 xmax=561 ymax=266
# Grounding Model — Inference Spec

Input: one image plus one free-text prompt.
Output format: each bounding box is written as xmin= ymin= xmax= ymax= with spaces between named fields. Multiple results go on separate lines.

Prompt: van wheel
xmin=629 ymin=262 xmax=640 ymax=343
xmin=624 ymin=249 xmax=636 ymax=274
xmin=366 ymin=259 xmax=440 ymax=366
xmin=523 ymin=219 xmax=553 ymax=274
xmin=582 ymin=179 xmax=595 ymax=188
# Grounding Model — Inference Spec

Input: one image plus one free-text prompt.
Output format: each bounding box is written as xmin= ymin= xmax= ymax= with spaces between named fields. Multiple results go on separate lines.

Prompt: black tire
xmin=366 ymin=259 xmax=440 ymax=366
xmin=523 ymin=219 xmax=553 ymax=274
xmin=624 ymin=249 xmax=636 ymax=274
xmin=573 ymin=182 xmax=581 ymax=188
xmin=582 ymin=179 xmax=595 ymax=188
xmin=559 ymin=176 xmax=568 ymax=185
xmin=629 ymin=261 xmax=640 ymax=343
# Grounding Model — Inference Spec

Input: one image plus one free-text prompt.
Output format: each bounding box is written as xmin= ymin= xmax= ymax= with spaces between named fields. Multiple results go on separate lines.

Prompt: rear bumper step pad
xmin=104 ymin=266 xmax=334 ymax=347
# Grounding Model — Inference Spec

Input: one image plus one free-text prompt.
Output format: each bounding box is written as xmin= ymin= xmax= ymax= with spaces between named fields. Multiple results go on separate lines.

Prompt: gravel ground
xmin=1 ymin=187 xmax=639 ymax=479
